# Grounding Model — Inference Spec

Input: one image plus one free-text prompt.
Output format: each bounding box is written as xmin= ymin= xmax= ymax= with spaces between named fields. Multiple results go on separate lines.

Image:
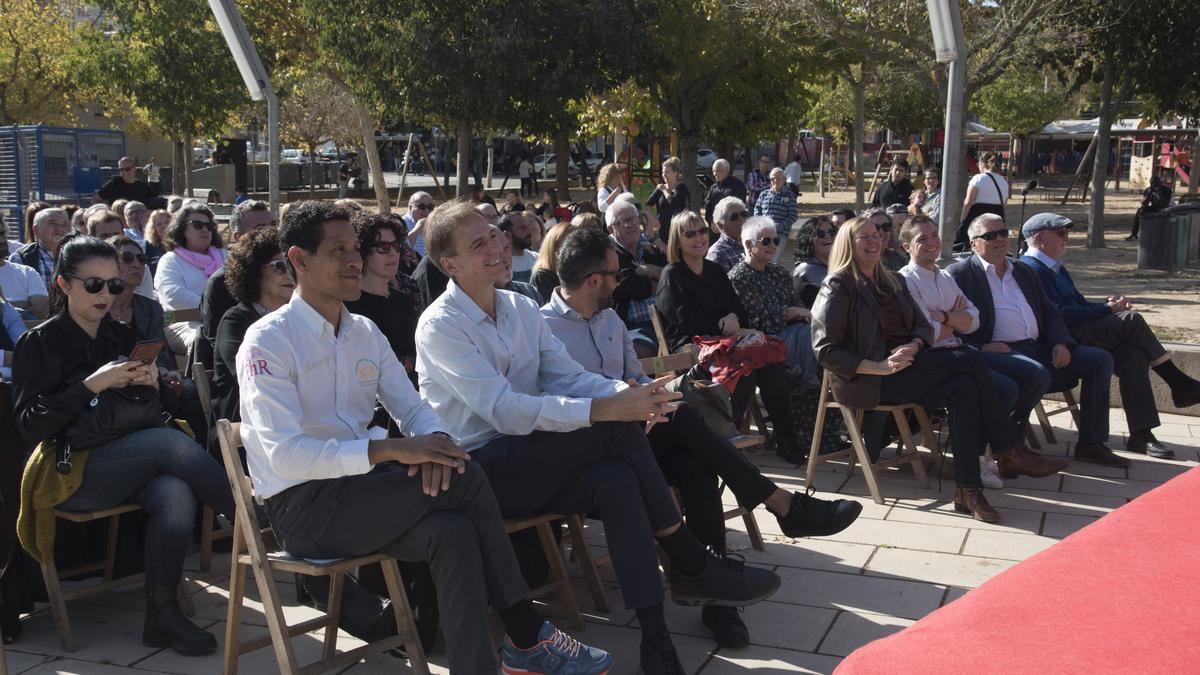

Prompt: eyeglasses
xmin=755 ymin=237 xmax=781 ymax=247
xmin=262 ymin=259 xmax=288 ymax=275
xmin=682 ymin=228 xmax=707 ymax=240
xmin=728 ymin=211 xmax=748 ymax=222
xmin=372 ymin=240 xmax=403 ymax=254
xmin=815 ymin=228 xmax=836 ymax=238
xmin=972 ymin=229 xmax=1010 ymax=242
xmin=614 ymin=216 xmax=641 ymax=228
xmin=62 ymin=274 xmax=126 ymax=294
xmin=118 ymin=251 xmax=149 ymax=265
xmin=593 ymin=268 xmax=622 ymax=280
xmin=413 ymin=203 xmax=434 ymax=211
xmin=188 ymin=220 xmax=213 ymax=230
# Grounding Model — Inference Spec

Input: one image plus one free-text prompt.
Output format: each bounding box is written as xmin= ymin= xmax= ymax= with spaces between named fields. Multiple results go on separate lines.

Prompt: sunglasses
xmin=815 ymin=228 xmax=836 ymax=238
xmin=119 ymin=251 xmax=149 ymax=265
xmin=372 ymin=240 xmax=403 ymax=254
xmin=973 ymin=229 xmax=1010 ymax=242
xmin=755 ymin=237 xmax=781 ymax=247
xmin=188 ymin=220 xmax=213 ymax=230
xmin=413 ymin=203 xmax=434 ymax=211
xmin=263 ymin=259 xmax=288 ymax=275
xmin=63 ymin=274 xmax=126 ymax=294
xmin=728 ymin=211 xmax=749 ymax=222
xmin=682 ymin=228 xmax=707 ymax=240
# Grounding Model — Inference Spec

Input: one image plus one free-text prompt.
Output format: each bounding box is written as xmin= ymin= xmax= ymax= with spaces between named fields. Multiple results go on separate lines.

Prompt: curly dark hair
xmin=167 ymin=203 xmax=224 ymax=251
xmin=223 ymin=226 xmax=281 ymax=305
xmin=351 ymin=211 xmax=406 ymax=260
xmin=793 ymin=215 xmax=833 ymax=265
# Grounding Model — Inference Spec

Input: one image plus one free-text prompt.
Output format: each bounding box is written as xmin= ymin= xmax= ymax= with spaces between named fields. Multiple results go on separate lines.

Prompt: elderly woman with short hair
xmin=706 ymin=196 xmax=749 ymax=274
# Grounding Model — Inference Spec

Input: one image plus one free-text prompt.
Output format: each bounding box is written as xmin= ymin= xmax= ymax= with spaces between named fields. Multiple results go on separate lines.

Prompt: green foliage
xmin=864 ymin=65 xmax=941 ymax=138
xmin=973 ymin=67 xmax=1068 ymax=136
xmin=0 ymin=0 xmax=98 ymax=125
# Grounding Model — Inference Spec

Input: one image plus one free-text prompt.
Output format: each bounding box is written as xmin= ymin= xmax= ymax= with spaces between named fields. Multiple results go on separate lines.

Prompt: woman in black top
xmin=647 ymin=156 xmax=690 ymax=242
xmin=791 ymin=216 xmax=835 ymax=308
xmin=12 ymin=235 xmax=234 ymax=655
xmin=213 ymin=227 xmax=293 ymax=423
xmin=346 ymin=213 xmax=420 ymax=373
xmin=655 ymin=211 xmax=796 ymax=454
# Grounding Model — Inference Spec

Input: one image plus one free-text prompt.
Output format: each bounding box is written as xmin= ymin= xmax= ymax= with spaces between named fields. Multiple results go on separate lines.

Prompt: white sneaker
xmin=979 ymin=455 xmax=1004 ymax=489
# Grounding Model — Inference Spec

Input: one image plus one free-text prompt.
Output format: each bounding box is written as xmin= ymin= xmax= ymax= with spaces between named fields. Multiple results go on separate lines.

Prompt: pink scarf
xmin=174 ymin=246 xmax=223 ymax=277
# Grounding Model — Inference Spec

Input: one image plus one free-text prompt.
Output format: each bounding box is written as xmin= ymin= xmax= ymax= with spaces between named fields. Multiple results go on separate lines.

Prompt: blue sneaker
xmin=501 ymin=621 xmax=613 ymax=674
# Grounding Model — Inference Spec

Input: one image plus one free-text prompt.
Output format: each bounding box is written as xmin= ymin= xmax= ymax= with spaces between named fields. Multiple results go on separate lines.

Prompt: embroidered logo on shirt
xmin=355 ymin=358 xmax=379 ymax=386
xmin=245 ymin=347 xmax=273 ymax=377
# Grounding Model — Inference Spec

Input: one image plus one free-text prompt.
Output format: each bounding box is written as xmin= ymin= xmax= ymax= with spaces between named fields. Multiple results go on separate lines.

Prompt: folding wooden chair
xmin=639 ymin=352 xmax=767 ymax=551
xmin=191 ymin=363 xmax=233 ymax=573
xmin=1033 ymin=386 xmax=1082 ymax=446
xmin=806 ymin=371 xmax=932 ymax=505
xmin=0 ymin=636 xmax=7 ymax=675
xmin=215 ymin=420 xmax=428 ymax=675
xmin=41 ymin=504 xmax=195 ymax=652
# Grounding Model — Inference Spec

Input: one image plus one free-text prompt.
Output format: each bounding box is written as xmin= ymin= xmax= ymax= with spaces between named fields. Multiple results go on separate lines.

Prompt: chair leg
xmin=1025 ymin=424 xmax=1041 ymax=450
xmin=741 ymin=509 xmax=765 ymax=551
xmin=892 ymin=410 xmax=930 ymax=489
xmin=224 ymin=519 xmax=247 ymax=675
xmin=103 ymin=514 xmax=121 ymax=582
xmin=200 ymin=505 xmax=215 ymax=573
xmin=1035 ymin=402 xmax=1057 ymax=445
xmin=842 ymin=407 xmax=884 ymax=505
xmin=40 ymin=560 xmax=74 ymax=652
xmin=380 ymin=559 xmax=429 ymax=675
xmin=805 ymin=387 xmax=831 ymax=487
xmin=321 ymin=572 xmax=344 ymax=660
xmin=537 ymin=522 xmax=584 ymax=631
xmin=1062 ymin=389 xmax=1083 ymax=428
xmin=565 ymin=515 xmax=608 ymax=613
xmin=247 ymin=551 xmax=302 ymax=673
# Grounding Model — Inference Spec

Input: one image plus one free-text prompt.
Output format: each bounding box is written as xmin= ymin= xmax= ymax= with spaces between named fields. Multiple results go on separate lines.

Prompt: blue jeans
xmin=57 ymin=427 xmax=234 ymax=589
xmin=1010 ymin=342 xmax=1114 ymax=446
xmin=981 ymin=350 xmax=1051 ymax=433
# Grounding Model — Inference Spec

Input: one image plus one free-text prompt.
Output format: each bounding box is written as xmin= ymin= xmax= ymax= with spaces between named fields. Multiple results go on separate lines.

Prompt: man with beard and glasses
xmin=498 ymin=211 xmax=538 ymax=283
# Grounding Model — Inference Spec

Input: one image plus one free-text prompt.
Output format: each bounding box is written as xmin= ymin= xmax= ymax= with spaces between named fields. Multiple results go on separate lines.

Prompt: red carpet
xmin=836 ymin=467 xmax=1200 ymax=674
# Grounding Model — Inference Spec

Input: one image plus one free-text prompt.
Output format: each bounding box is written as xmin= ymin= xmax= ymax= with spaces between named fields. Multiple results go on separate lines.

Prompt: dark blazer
xmin=213 ymin=302 xmax=264 ymax=423
xmin=412 ymin=255 xmax=449 ymax=308
xmin=811 ymin=270 xmax=934 ymax=410
xmin=613 ymin=240 xmax=667 ymax=324
xmin=946 ymin=254 xmax=1072 ymax=348
xmin=198 ymin=266 xmax=235 ymax=370
xmin=1019 ymin=255 xmax=1109 ymax=329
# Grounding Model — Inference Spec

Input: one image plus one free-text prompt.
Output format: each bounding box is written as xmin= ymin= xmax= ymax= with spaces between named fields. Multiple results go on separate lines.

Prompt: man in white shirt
xmin=416 ymin=201 xmax=781 ymax=674
xmin=898 ymin=214 xmax=1050 ymax=441
xmin=498 ymin=212 xmax=538 ymax=283
xmin=783 ymin=155 xmax=804 ymax=195
xmin=123 ymin=200 xmax=149 ymax=245
xmin=0 ymin=238 xmax=48 ymax=318
xmin=237 ymin=201 xmax=611 ymax=675
xmin=518 ymin=157 xmax=534 ymax=197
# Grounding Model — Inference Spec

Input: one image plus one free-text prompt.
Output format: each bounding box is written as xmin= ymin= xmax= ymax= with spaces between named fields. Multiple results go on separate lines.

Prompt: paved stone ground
xmin=5 ymin=405 xmax=1198 ymax=675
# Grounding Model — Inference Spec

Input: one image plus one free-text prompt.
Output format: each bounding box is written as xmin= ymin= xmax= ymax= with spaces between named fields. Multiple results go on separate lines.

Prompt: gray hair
xmin=712 ymin=158 xmax=730 ymax=174
xmin=407 ymin=191 xmax=432 ymax=208
xmin=605 ymin=199 xmax=638 ymax=227
xmin=740 ymin=216 xmax=776 ymax=253
xmin=33 ymin=207 xmax=68 ymax=230
xmin=124 ymin=200 xmax=147 ymax=215
xmin=712 ymin=196 xmax=746 ymax=225
xmin=613 ymin=191 xmax=638 ymax=205
xmin=230 ymin=199 xmax=271 ymax=234
xmin=769 ymin=167 xmax=785 ymax=179
xmin=167 ymin=195 xmax=185 ymax=213
xmin=968 ymin=213 xmax=1005 ymax=239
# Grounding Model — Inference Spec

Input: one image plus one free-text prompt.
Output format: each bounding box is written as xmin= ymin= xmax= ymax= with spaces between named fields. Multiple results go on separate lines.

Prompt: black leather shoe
xmin=776 ymin=489 xmax=863 ymax=538
xmin=1172 ymin=385 xmax=1200 ymax=409
xmin=640 ymin=636 xmax=686 ymax=675
xmin=1074 ymin=443 xmax=1131 ymax=468
xmin=1126 ymin=434 xmax=1175 ymax=459
xmin=701 ymin=605 xmax=750 ymax=648
xmin=143 ymin=587 xmax=217 ymax=656
xmin=669 ymin=552 xmax=780 ymax=607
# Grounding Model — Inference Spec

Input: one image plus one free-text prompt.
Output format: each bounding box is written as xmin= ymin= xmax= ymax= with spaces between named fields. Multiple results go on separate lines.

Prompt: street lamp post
xmin=927 ymin=0 xmax=966 ymax=261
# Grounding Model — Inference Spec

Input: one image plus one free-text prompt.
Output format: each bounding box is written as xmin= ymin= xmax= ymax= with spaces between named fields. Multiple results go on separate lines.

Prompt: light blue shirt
xmin=416 ymin=280 xmax=626 ymax=452
xmin=1026 ymin=247 xmax=1060 ymax=272
xmin=0 ymin=302 xmax=27 ymax=379
xmin=539 ymin=289 xmax=651 ymax=385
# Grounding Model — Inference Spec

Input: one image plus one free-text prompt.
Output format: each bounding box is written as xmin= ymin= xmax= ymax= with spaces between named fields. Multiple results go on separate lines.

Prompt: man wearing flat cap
xmin=1021 ymin=213 xmax=1200 ymax=459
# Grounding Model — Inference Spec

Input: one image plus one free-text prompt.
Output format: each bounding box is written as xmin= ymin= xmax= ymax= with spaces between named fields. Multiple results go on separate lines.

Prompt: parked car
xmin=281 ymin=148 xmax=308 ymax=164
xmin=532 ymin=153 xmax=579 ymax=179
xmin=696 ymin=147 xmax=718 ymax=171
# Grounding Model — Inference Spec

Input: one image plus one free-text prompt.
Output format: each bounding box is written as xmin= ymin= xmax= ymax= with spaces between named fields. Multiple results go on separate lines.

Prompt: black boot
xmin=143 ymin=586 xmax=217 ymax=656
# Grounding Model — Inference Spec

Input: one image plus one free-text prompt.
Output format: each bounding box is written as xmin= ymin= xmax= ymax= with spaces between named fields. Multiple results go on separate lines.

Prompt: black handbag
xmin=63 ymin=384 xmax=164 ymax=451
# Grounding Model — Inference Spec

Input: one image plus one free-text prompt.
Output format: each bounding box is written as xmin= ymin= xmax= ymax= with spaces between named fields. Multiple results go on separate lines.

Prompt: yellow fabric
xmin=17 ymin=441 xmax=90 ymax=565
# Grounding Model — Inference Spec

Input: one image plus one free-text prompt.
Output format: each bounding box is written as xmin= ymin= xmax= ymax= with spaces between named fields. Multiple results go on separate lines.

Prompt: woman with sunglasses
xmin=154 ymin=204 xmax=228 ymax=354
xmin=12 ymin=234 xmax=234 ymax=655
xmin=345 ymin=213 xmax=421 ymax=376
xmin=706 ymin=196 xmax=749 ymax=274
xmin=656 ymin=211 xmax=797 ymax=453
xmin=106 ymin=235 xmax=209 ymax=449
xmin=792 ymin=216 xmax=836 ymax=308
xmin=212 ymin=227 xmax=292 ymax=423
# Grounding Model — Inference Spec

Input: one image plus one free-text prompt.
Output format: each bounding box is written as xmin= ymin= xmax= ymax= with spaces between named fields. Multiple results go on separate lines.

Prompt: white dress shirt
xmin=237 ymin=294 xmax=447 ymax=500
xmin=416 ymin=281 xmax=626 ymax=452
xmin=981 ymin=258 xmax=1038 ymax=343
xmin=899 ymin=262 xmax=979 ymax=348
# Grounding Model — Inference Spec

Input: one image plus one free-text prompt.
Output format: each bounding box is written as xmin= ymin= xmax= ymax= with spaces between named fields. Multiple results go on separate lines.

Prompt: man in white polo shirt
xmin=236 ymin=201 xmax=611 ymax=675
xmin=0 ymin=238 xmax=48 ymax=319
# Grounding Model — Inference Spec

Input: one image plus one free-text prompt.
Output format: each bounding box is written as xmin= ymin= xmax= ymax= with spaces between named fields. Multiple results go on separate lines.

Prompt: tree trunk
xmin=308 ymin=149 xmax=317 ymax=197
xmin=172 ymin=138 xmax=185 ymax=196
xmin=575 ymin=140 xmax=595 ymax=189
xmin=455 ymin=119 xmax=471 ymax=198
xmin=679 ymin=132 xmax=702 ymax=212
xmin=1088 ymin=47 xmax=1116 ymax=249
xmin=183 ymin=132 xmax=193 ymax=198
xmin=851 ymin=78 xmax=866 ymax=210
xmin=348 ymin=95 xmax=390 ymax=213
xmin=554 ymin=133 xmax=571 ymax=197
xmin=1191 ymin=131 xmax=1200 ymax=195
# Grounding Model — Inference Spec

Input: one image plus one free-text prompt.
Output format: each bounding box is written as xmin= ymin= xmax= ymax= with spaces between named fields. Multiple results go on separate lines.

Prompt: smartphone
xmin=129 ymin=339 xmax=165 ymax=365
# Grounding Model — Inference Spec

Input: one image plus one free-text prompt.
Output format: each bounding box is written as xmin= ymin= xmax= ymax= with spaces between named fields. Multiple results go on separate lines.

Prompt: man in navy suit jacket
xmin=1020 ymin=213 xmax=1200 ymax=459
xmin=947 ymin=213 xmax=1123 ymax=468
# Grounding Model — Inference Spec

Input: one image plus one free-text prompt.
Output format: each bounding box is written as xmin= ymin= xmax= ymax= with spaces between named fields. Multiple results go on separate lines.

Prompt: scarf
xmin=174 ymin=246 xmax=223 ymax=277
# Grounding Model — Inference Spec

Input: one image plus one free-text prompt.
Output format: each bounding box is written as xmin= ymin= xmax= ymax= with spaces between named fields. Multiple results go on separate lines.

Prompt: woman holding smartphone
xmin=12 ymin=235 xmax=234 ymax=656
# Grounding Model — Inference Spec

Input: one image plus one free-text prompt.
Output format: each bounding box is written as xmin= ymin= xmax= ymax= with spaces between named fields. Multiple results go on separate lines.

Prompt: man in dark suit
xmin=948 ymin=213 xmax=1124 ymax=467
xmin=1020 ymin=213 xmax=1200 ymax=459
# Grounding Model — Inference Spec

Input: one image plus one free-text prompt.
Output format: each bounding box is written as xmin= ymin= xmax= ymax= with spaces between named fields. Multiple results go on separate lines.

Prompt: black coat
xmin=945 ymin=254 xmax=1073 ymax=349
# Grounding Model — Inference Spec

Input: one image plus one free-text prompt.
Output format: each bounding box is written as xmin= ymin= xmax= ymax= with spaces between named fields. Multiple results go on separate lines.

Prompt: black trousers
xmin=731 ymin=362 xmax=793 ymax=440
xmin=473 ymin=422 xmax=682 ymax=610
xmin=649 ymin=403 xmax=777 ymax=551
xmin=1072 ymin=310 xmax=1166 ymax=432
xmin=876 ymin=348 xmax=1021 ymax=487
xmin=267 ymin=462 xmax=529 ymax=674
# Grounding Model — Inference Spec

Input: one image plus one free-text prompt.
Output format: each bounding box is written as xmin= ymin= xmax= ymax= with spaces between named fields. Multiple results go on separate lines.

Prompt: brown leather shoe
xmin=996 ymin=445 xmax=1069 ymax=479
xmin=954 ymin=487 xmax=1000 ymax=523
xmin=1073 ymin=442 xmax=1131 ymax=468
